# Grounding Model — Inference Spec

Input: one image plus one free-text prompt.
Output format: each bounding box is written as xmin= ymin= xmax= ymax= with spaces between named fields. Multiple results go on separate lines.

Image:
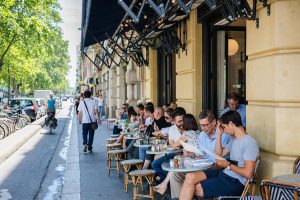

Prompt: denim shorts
xmin=200 ymin=170 xmax=244 ymax=198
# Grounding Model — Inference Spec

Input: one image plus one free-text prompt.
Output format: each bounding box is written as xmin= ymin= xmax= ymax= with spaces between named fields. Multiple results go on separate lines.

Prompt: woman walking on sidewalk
xmin=77 ymin=90 xmax=101 ymax=153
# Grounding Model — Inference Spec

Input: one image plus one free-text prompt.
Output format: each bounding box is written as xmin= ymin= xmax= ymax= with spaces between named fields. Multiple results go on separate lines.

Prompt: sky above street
xmin=58 ymin=0 xmax=82 ymax=88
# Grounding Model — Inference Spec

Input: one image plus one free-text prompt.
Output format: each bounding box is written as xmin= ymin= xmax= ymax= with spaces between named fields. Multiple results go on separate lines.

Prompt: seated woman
xmin=113 ymin=105 xmax=138 ymax=148
xmin=112 ymin=103 xmax=128 ymax=135
xmin=153 ymin=113 xmax=200 ymax=195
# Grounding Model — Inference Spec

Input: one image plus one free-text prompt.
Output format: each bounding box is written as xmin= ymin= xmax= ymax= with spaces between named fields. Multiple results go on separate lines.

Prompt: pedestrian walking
xmin=77 ymin=90 xmax=101 ymax=153
xmin=97 ymin=94 xmax=104 ymax=119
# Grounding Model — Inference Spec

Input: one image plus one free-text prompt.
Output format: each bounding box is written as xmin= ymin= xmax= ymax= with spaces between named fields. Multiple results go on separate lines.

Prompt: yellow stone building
xmin=141 ymin=0 xmax=300 ymax=181
xmin=81 ymin=0 xmax=300 ymax=184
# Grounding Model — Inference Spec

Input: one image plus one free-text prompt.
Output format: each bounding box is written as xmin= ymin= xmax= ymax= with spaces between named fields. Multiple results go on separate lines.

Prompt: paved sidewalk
xmin=63 ymin=114 xmax=133 ymax=200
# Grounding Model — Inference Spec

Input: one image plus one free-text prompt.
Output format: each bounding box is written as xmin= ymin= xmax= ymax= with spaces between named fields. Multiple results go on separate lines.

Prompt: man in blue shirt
xmin=198 ymin=110 xmax=232 ymax=161
xmin=221 ymin=92 xmax=246 ymax=128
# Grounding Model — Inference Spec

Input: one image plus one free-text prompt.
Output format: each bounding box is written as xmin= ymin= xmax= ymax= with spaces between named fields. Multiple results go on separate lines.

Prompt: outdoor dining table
xmin=161 ymin=159 xmax=213 ymax=172
xmin=146 ymin=148 xmax=183 ymax=155
xmin=124 ymin=135 xmax=139 ymax=140
xmin=272 ymin=174 xmax=300 ymax=185
xmin=133 ymin=143 xmax=151 ymax=148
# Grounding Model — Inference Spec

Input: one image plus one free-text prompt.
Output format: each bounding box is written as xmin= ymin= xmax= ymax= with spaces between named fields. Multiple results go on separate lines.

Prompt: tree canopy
xmin=0 ymin=0 xmax=70 ymax=95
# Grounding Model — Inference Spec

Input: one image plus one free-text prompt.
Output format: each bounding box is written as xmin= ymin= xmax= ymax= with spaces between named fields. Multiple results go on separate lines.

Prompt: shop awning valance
xmin=81 ymin=0 xmax=131 ymax=50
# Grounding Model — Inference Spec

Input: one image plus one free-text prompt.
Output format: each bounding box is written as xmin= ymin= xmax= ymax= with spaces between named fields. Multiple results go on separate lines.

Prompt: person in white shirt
xmin=77 ymin=90 xmax=101 ymax=153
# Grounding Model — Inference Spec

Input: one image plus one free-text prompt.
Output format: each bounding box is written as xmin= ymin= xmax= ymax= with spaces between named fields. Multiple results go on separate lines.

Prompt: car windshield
xmin=11 ymin=99 xmax=33 ymax=108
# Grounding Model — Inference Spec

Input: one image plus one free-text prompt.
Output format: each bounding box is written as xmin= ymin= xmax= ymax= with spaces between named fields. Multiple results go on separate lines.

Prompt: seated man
xmin=179 ymin=110 xmax=259 ymax=199
xmin=221 ymin=92 xmax=246 ymax=128
xmin=170 ymin=110 xmax=231 ymax=199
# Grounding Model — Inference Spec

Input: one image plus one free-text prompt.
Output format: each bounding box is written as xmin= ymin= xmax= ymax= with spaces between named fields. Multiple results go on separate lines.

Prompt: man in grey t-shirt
xmin=179 ymin=110 xmax=259 ymax=199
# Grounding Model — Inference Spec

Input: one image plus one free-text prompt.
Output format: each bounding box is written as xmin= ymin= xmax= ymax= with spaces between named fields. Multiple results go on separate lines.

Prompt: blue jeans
xmin=98 ymin=106 xmax=103 ymax=118
xmin=139 ymin=147 xmax=149 ymax=161
xmin=151 ymin=153 xmax=176 ymax=180
xmin=82 ymin=123 xmax=95 ymax=149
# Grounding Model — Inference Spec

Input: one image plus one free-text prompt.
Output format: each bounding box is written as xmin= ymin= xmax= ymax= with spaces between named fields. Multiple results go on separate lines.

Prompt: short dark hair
xmin=146 ymin=102 xmax=154 ymax=108
xmin=84 ymin=90 xmax=92 ymax=98
xmin=172 ymin=107 xmax=186 ymax=119
xmin=145 ymin=105 xmax=154 ymax=113
xmin=137 ymin=104 xmax=144 ymax=110
xmin=227 ymin=92 xmax=240 ymax=101
xmin=219 ymin=110 xmax=243 ymax=127
xmin=199 ymin=110 xmax=216 ymax=122
xmin=183 ymin=114 xmax=198 ymax=131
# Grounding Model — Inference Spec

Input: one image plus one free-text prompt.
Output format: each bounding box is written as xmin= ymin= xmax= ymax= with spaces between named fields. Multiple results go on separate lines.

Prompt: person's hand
xmin=179 ymin=135 xmax=187 ymax=142
xmin=152 ymin=131 xmax=160 ymax=136
xmin=216 ymin=159 xmax=230 ymax=168
xmin=78 ymin=120 xmax=82 ymax=124
xmin=217 ymin=121 xmax=224 ymax=136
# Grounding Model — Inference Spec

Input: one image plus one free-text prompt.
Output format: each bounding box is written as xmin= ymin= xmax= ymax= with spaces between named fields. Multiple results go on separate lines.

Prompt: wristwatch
xmin=226 ymin=163 xmax=231 ymax=170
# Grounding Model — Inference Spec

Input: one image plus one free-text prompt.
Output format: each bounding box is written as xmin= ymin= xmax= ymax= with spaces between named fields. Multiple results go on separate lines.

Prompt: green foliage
xmin=0 ymin=0 xmax=70 ymax=95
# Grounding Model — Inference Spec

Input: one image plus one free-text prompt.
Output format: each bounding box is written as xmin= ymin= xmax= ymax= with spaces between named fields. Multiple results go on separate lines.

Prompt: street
xmin=0 ymin=101 xmax=135 ymax=200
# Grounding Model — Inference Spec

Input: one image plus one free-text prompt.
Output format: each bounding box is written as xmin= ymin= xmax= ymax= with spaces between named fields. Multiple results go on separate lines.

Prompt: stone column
xmin=117 ymin=65 xmax=126 ymax=108
xmin=246 ymin=0 xmax=300 ymax=179
xmin=108 ymin=67 xmax=117 ymax=118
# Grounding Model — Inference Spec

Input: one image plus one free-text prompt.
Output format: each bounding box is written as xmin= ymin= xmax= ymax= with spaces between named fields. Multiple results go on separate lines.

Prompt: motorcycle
xmin=44 ymin=110 xmax=57 ymax=134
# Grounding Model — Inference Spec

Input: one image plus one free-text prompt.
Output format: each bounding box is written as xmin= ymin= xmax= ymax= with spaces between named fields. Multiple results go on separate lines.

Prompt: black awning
xmin=81 ymin=0 xmax=131 ymax=50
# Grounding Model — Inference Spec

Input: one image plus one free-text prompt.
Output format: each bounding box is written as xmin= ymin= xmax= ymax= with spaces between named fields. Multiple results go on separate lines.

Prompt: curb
xmin=0 ymin=107 xmax=66 ymax=165
xmin=0 ymin=116 xmax=47 ymax=165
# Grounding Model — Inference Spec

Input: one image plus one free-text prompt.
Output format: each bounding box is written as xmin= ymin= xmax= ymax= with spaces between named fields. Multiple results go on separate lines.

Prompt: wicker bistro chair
xmin=129 ymin=169 xmax=156 ymax=200
xmin=241 ymin=156 xmax=261 ymax=197
xmin=106 ymin=143 xmax=122 ymax=151
xmin=121 ymin=159 xmax=144 ymax=192
xmin=260 ymin=179 xmax=300 ymax=200
xmin=293 ymin=156 xmax=300 ymax=174
xmin=106 ymin=137 xmax=118 ymax=144
xmin=215 ymin=156 xmax=261 ymax=200
xmin=107 ymin=149 xmax=128 ymax=176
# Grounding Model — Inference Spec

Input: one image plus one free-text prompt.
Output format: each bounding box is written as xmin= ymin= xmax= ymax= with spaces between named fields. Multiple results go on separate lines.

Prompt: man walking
xmin=77 ymin=90 xmax=100 ymax=153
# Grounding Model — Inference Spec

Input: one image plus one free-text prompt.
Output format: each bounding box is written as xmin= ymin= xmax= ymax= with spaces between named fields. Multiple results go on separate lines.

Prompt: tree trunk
xmin=0 ymin=34 xmax=17 ymax=68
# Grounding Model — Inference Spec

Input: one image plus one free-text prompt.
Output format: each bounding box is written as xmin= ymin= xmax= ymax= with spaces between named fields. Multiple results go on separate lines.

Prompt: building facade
xmin=81 ymin=0 xmax=300 ymax=183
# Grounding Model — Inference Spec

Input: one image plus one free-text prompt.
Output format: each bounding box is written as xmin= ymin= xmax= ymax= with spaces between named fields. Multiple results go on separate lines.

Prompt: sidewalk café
xmin=80 ymin=0 xmax=300 ymax=199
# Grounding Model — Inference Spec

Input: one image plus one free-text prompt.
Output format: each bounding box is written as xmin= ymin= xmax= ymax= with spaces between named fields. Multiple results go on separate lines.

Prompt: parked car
xmin=61 ymin=96 xmax=68 ymax=101
xmin=10 ymin=98 xmax=39 ymax=122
